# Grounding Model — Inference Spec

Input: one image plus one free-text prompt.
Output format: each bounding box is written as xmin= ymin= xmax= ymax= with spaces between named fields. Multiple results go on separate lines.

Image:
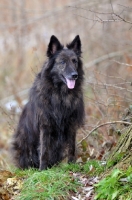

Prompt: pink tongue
xmin=66 ymin=78 xmax=75 ymax=89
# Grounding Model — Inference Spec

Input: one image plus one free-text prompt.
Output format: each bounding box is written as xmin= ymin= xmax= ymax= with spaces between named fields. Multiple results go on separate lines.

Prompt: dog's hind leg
xmin=12 ymin=139 xmax=31 ymax=169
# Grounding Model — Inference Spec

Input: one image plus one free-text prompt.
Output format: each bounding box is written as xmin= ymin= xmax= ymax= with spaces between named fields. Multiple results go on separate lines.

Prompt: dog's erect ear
xmin=47 ymin=35 xmax=63 ymax=57
xmin=67 ymin=35 xmax=81 ymax=56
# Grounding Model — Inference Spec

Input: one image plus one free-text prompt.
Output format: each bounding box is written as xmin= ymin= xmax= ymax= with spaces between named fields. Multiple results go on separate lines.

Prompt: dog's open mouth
xmin=65 ymin=78 xmax=75 ymax=89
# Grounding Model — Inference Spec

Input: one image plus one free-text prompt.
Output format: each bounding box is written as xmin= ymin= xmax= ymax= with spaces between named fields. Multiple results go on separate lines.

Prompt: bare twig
xmin=78 ymin=121 xmax=132 ymax=145
xmin=118 ymin=4 xmax=132 ymax=10
xmin=112 ymin=60 xmax=132 ymax=67
xmin=71 ymin=4 xmax=132 ymax=25
xmin=93 ymin=70 xmax=130 ymax=81
xmin=86 ymin=81 xmax=132 ymax=93
xmin=110 ymin=0 xmax=114 ymax=14
xmin=73 ymin=14 xmax=120 ymax=23
xmin=69 ymin=6 xmax=113 ymax=15
xmin=113 ymin=13 xmax=132 ymax=25
xmin=84 ymin=49 xmax=131 ymax=69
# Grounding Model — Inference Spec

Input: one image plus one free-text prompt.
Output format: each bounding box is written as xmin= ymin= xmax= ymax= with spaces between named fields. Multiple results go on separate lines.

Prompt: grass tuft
xmin=16 ymin=166 xmax=80 ymax=200
xmin=13 ymin=160 xmax=105 ymax=200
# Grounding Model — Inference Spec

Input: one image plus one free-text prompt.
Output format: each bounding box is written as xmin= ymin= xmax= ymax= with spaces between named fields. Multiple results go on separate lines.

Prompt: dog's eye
xmin=60 ymin=61 xmax=65 ymax=65
xmin=72 ymin=59 xmax=77 ymax=64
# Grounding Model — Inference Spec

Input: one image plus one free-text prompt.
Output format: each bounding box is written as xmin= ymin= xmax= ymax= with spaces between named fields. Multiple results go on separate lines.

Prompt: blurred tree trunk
xmin=104 ymin=125 xmax=132 ymax=176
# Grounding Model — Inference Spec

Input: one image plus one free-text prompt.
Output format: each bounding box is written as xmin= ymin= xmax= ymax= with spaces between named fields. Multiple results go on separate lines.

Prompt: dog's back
xmin=11 ymin=35 xmax=84 ymax=170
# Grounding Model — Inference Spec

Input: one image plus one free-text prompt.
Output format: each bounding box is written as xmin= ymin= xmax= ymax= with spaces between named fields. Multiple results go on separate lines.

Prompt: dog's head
xmin=46 ymin=35 xmax=82 ymax=89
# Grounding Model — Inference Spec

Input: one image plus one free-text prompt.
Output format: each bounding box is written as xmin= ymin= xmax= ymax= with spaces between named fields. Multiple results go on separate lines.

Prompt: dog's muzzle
xmin=65 ymin=72 xmax=78 ymax=89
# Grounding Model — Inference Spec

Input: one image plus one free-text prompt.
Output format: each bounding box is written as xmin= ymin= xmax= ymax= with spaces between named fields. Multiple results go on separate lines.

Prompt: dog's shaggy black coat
xmin=11 ymin=35 xmax=84 ymax=170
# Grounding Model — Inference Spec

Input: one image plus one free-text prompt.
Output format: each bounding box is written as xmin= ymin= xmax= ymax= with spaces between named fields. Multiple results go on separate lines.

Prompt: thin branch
xmin=69 ymin=6 xmax=113 ymax=15
xmin=112 ymin=60 xmax=132 ymax=67
xmin=114 ymin=13 xmax=132 ymax=25
xmin=86 ymin=81 xmax=132 ymax=93
xmin=77 ymin=121 xmax=132 ymax=145
xmin=110 ymin=0 xmax=114 ymax=13
xmin=93 ymin=70 xmax=130 ymax=81
xmin=87 ymin=80 xmax=132 ymax=87
xmin=71 ymin=5 xmax=132 ymax=25
xmin=118 ymin=4 xmax=132 ymax=11
xmin=73 ymin=13 xmax=120 ymax=23
xmin=84 ymin=49 xmax=132 ymax=69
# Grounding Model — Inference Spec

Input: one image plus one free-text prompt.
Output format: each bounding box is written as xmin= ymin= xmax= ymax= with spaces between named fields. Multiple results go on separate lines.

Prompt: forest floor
xmin=0 ymin=159 xmax=132 ymax=200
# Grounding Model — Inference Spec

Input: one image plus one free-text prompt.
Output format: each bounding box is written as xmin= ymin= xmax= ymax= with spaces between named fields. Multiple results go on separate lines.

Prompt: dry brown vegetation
xmin=0 ymin=0 xmax=132 ymax=168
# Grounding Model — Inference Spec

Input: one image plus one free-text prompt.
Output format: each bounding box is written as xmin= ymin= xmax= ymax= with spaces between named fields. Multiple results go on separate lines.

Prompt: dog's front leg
xmin=39 ymin=128 xmax=50 ymax=170
xmin=68 ymin=129 xmax=76 ymax=163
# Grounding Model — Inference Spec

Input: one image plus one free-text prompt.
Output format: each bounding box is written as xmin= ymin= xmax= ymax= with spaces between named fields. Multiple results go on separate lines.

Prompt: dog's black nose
xmin=71 ymin=72 xmax=78 ymax=80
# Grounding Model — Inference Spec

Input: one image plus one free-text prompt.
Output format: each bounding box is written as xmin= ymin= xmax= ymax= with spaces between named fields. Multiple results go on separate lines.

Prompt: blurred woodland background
xmin=0 ymin=0 xmax=132 ymax=168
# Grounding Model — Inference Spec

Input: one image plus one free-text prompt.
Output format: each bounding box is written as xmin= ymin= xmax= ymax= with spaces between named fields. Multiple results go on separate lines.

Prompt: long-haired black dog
xmin=11 ymin=35 xmax=84 ymax=170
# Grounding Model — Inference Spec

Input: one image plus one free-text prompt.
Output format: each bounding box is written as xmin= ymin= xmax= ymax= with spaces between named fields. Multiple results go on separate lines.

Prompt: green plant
xmin=82 ymin=160 xmax=105 ymax=175
xmin=95 ymin=167 xmax=132 ymax=200
xmin=106 ymin=153 xmax=125 ymax=169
